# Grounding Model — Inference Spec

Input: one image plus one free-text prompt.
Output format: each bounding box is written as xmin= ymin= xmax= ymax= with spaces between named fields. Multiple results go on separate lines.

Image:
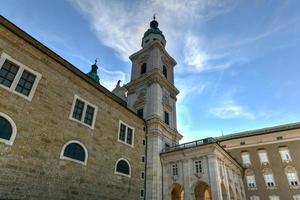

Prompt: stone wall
xmin=0 ymin=20 xmax=145 ymax=200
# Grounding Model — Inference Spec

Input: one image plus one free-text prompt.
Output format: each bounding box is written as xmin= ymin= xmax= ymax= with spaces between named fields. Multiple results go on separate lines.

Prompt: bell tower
xmin=125 ymin=17 xmax=182 ymax=200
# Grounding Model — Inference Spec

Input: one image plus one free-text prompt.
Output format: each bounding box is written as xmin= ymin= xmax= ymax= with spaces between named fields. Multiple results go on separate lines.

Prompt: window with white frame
xmin=258 ymin=149 xmax=269 ymax=164
xmin=115 ymin=158 xmax=131 ymax=177
xmin=118 ymin=121 xmax=135 ymax=147
xmin=264 ymin=173 xmax=276 ymax=188
xmin=250 ymin=195 xmax=260 ymax=200
xmin=246 ymin=175 xmax=257 ymax=189
xmin=60 ymin=140 xmax=88 ymax=165
xmin=241 ymin=152 xmax=251 ymax=166
xmin=194 ymin=160 xmax=202 ymax=174
xmin=293 ymin=195 xmax=300 ymax=200
xmin=287 ymin=172 xmax=299 ymax=186
xmin=0 ymin=112 xmax=17 ymax=145
xmin=0 ymin=52 xmax=42 ymax=101
xmin=269 ymin=195 xmax=279 ymax=200
xmin=70 ymin=95 xmax=98 ymax=129
xmin=172 ymin=163 xmax=178 ymax=176
xmin=279 ymin=147 xmax=292 ymax=162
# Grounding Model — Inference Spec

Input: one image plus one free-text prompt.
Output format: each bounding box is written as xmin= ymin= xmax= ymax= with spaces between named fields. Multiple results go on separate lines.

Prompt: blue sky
xmin=1 ymin=0 xmax=300 ymax=143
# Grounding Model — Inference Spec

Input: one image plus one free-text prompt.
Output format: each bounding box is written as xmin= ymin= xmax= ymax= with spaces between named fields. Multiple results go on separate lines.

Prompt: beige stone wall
xmin=0 ymin=23 xmax=145 ymax=199
xmin=220 ymin=130 xmax=300 ymax=200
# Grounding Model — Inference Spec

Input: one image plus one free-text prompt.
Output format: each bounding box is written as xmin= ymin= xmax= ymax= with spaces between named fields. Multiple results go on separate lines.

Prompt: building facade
xmin=0 ymin=15 xmax=300 ymax=200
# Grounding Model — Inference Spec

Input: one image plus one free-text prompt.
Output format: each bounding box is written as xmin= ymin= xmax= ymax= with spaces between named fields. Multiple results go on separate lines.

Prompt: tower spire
xmin=86 ymin=58 xmax=100 ymax=84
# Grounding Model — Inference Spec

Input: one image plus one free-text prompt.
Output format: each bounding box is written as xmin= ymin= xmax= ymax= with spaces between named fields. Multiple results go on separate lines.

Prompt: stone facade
xmin=161 ymin=140 xmax=246 ymax=200
xmin=219 ymin=123 xmax=300 ymax=200
xmin=0 ymin=16 xmax=145 ymax=200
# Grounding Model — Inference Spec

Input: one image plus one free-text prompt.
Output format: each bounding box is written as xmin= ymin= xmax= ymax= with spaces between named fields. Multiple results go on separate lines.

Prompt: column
xmin=207 ymin=155 xmax=222 ymax=200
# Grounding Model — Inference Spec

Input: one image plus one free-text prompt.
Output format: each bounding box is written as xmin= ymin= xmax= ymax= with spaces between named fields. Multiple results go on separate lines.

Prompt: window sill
xmin=69 ymin=117 xmax=94 ymax=130
xmin=290 ymin=185 xmax=300 ymax=189
xmin=248 ymin=187 xmax=257 ymax=191
xmin=266 ymin=186 xmax=277 ymax=190
xmin=117 ymin=139 xmax=134 ymax=148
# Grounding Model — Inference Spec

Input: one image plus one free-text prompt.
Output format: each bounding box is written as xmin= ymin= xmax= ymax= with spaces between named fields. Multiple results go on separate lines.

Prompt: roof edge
xmin=0 ymin=15 xmax=144 ymax=120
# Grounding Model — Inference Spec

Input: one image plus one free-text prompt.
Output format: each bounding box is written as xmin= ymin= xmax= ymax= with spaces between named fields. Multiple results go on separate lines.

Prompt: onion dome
xmin=143 ymin=15 xmax=165 ymax=40
xmin=86 ymin=59 xmax=100 ymax=84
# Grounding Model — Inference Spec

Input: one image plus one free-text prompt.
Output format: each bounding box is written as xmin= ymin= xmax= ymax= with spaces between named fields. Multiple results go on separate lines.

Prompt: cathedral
xmin=0 ymin=15 xmax=300 ymax=200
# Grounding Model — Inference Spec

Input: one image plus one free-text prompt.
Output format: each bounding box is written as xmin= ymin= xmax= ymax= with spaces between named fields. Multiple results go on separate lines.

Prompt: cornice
xmin=124 ymin=68 xmax=179 ymax=99
xmin=129 ymin=40 xmax=176 ymax=66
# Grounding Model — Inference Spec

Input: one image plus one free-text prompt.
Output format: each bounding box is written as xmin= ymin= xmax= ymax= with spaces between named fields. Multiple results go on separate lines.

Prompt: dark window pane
xmin=63 ymin=143 xmax=85 ymax=162
xmin=164 ymin=111 xmax=169 ymax=125
xmin=84 ymin=105 xmax=95 ymax=126
xmin=72 ymin=99 xmax=84 ymax=120
xmin=163 ymin=65 xmax=167 ymax=78
xmin=116 ymin=160 xmax=130 ymax=175
xmin=15 ymin=70 xmax=36 ymax=96
xmin=119 ymin=124 xmax=126 ymax=142
xmin=0 ymin=116 xmax=13 ymax=140
xmin=137 ymin=108 xmax=144 ymax=118
xmin=127 ymin=128 xmax=133 ymax=145
xmin=0 ymin=60 xmax=19 ymax=88
xmin=141 ymin=63 xmax=147 ymax=74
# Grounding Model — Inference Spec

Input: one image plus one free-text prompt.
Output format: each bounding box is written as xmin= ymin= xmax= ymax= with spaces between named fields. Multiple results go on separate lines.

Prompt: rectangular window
xmin=119 ymin=124 xmax=126 ymax=141
xmin=140 ymin=189 xmax=144 ymax=198
xmin=287 ymin=172 xmax=299 ymax=186
xmin=70 ymin=95 xmax=98 ymax=129
xmin=294 ymin=195 xmax=300 ymax=200
xmin=142 ymin=156 xmax=145 ymax=163
xmin=72 ymin=99 xmax=85 ymax=120
xmin=194 ymin=160 xmax=202 ymax=174
xmin=15 ymin=70 xmax=36 ymax=96
xmin=164 ymin=111 xmax=169 ymax=125
xmin=246 ymin=175 xmax=256 ymax=188
xmin=279 ymin=147 xmax=292 ymax=162
xmin=137 ymin=108 xmax=144 ymax=118
xmin=141 ymin=172 xmax=145 ymax=179
xmin=264 ymin=174 xmax=275 ymax=187
xmin=269 ymin=196 xmax=279 ymax=200
xmin=127 ymin=128 xmax=133 ymax=145
xmin=258 ymin=150 xmax=269 ymax=164
xmin=84 ymin=105 xmax=95 ymax=126
xmin=172 ymin=163 xmax=178 ymax=176
xmin=0 ymin=53 xmax=42 ymax=101
xmin=250 ymin=196 xmax=260 ymax=200
xmin=117 ymin=121 xmax=135 ymax=147
xmin=0 ymin=60 xmax=19 ymax=88
xmin=142 ymin=139 xmax=146 ymax=145
xmin=241 ymin=152 xmax=251 ymax=166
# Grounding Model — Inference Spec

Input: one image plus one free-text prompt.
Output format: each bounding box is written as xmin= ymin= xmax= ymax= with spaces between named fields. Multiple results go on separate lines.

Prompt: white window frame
xmin=293 ymin=194 xmax=300 ymax=200
xmin=117 ymin=120 xmax=135 ymax=147
xmin=269 ymin=195 xmax=280 ymax=200
xmin=250 ymin=195 xmax=260 ymax=200
xmin=69 ymin=95 xmax=98 ymax=129
xmin=258 ymin=149 xmax=269 ymax=165
xmin=0 ymin=112 xmax=17 ymax=145
xmin=241 ymin=152 xmax=251 ymax=166
xmin=246 ymin=175 xmax=257 ymax=190
xmin=0 ymin=52 xmax=42 ymax=101
xmin=279 ymin=147 xmax=292 ymax=163
xmin=287 ymin=172 xmax=300 ymax=188
xmin=264 ymin=173 xmax=276 ymax=189
xmin=60 ymin=140 xmax=88 ymax=166
xmin=114 ymin=158 xmax=131 ymax=178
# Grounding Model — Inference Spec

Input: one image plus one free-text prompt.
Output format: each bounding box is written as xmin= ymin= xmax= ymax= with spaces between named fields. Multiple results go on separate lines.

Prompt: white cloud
xmin=209 ymin=100 xmax=255 ymax=119
xmin=69 ymin=0 xmax=236 ymax=62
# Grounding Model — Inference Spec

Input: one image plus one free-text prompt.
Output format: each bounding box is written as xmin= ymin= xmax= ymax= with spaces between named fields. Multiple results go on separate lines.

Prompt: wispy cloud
xmin=69 ymin=0 xmax=236 ymax=62
xmin=209 ymin=100 xmax=255 ymax=119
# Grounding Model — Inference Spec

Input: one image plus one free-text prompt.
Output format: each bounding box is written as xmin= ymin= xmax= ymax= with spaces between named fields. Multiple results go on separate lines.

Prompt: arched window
xmin=115 ymin=158 xmax=131 ymax=177
xmin=163 ymin=65 xmax=167 ymax=78
xmin=0 ymin=112 xmax=17 ymax=145
xmin=60 ymin=140 xmax=88 ymax=165
xmin=141 ymin=63 xmax=147 ymax=75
